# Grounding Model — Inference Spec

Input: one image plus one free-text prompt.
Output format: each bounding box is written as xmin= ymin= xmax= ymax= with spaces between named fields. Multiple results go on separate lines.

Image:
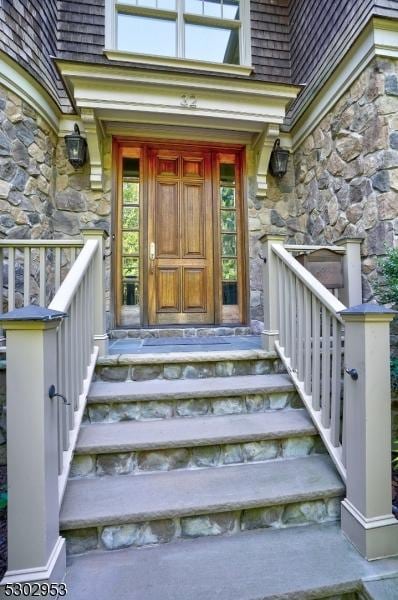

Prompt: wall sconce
xmin=269 ymin=138 xmax=290 ymax=178
xmin=64 ymin=124 xmax=87 ymax=168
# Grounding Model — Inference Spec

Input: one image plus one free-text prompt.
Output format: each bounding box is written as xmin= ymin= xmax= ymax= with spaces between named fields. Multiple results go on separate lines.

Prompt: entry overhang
xmin=57 ymin=60 xmax=301 ymax=193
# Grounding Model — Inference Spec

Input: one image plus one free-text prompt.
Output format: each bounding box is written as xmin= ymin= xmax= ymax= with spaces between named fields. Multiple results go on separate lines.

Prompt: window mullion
xmin=177 ymin=0 xmax=184 ymax=58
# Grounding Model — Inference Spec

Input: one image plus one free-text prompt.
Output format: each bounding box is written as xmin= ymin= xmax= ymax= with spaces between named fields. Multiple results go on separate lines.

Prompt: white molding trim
xmin=291 ymin=16 xmax=398 ymax=151
xmin=0 ymin=537 xmax=65 ymax=586
xmin=80 ymin=109 xmax=104 ymax=191
xmin=104 ymin=50 xmax=253 ymax=76
xmin=253 ymin=124 xmax=280 ymax=197
xmin=0 ymin=51 xmax=60 ymax=133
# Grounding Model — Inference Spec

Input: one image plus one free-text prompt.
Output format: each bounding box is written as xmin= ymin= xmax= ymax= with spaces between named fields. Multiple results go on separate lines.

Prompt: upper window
xmin=107 ymin=0 xmax=250 ymax=67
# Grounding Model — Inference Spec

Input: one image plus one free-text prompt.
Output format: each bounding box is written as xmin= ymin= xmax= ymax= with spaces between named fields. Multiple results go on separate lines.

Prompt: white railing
xmin=49 ymin=239 xmax=99 ymax=502
xmin=261 ymin=234 xmax=398 ymax=561
xmin=0 ymin=239 xmax=83 ymax=311
xmin=0 ymin=229 xmax=108 ymax=587
xmin=272 ymin=243 xmax=347 ymax=479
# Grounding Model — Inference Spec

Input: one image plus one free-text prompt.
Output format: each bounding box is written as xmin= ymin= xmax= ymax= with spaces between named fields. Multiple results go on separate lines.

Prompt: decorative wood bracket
xmin=80 ymin=109 xmax=104 ymax=191
xmin=254 ymin=124 xmax=280 ymax=197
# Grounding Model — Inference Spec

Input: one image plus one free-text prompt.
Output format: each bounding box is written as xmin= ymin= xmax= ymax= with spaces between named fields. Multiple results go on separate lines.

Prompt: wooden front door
xmin=147 ymin=147 xmax=215 ymax=325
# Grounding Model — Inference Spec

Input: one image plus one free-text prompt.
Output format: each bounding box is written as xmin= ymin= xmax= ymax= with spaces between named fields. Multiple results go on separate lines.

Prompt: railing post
xmin=336 ymin=237 xmax=363 ymax=307
xmin=0 ymin=306 xmax=67 ymax=588
xmin=340 ymin=303 xmax=398 ymax=560
xmin=81 ymin=228 xmax=109 ymax=356
xmin=259 ymin=234 xmax=285 ymax=352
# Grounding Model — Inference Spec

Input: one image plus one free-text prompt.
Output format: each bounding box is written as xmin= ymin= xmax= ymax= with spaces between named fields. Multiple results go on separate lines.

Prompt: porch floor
xmin=107 ymin=335 xmax=262 ymax=355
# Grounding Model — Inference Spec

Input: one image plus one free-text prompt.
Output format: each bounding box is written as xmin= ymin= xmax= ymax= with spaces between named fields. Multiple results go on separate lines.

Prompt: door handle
xmin=149 ymin=242 xmax=156 ymax=273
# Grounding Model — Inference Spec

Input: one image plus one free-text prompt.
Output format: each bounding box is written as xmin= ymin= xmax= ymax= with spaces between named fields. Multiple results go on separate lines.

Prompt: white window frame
xmin=105 ymin=0 xmax=252 ymax=74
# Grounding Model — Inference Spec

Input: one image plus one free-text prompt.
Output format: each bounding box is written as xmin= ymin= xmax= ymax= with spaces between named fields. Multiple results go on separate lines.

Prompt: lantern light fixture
xmin=269 ymin=138 xmax=290 ymax=178
xmin=64 ymin=124 xmax=87 ymax=168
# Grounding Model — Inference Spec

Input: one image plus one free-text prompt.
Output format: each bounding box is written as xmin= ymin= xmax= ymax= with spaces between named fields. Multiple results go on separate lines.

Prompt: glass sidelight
xmin=220 ymin=162 xmax=239 ymax=310
xmin=121 ymin=157 xmax=140 ymax=324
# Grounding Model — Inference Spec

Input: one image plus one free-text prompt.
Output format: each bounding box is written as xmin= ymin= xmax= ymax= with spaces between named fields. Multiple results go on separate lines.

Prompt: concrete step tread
xmin=88 ymin=373 xmax=294 ymax=404
xmin=64 ymin=523 xmax=398 ymax=600
xmin=97 ymin=349 xmax=276 ymax=366
xmin=60 ymin=455 xmax=344 ymax=530
xmin=76 ymin=409 xmax=316 ymax=454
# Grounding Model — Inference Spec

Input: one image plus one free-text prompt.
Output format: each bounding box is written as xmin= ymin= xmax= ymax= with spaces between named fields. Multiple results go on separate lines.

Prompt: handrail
xmin=49 ymin=239 xmax=98 ymax=314
xmin=284 ymin=244 xmax=345 ymax=254
xmin=272 ymin=244 xmax=346 ymax=323
xmin=0 ymin=240 xmax=83 ymax=247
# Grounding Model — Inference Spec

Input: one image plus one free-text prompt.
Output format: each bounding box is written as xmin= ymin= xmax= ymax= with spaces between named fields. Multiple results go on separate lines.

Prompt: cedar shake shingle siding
xmin=0 ymin=0 xmax=71 ymax=111
xmin=287 ymin=0 xmax=375 ymax=123
xmin=250 ymin=1 xmax=291 ymax=82
xmin=57 ymin=0 xmax=105 ymax=64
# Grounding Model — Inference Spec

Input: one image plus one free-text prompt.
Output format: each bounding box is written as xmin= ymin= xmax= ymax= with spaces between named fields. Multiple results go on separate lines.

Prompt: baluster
xmin=304 ymin=287 xmax=312 ymax=395
xmin=78 ymin=283 xmax=84 ymax=392
xmin=284 ymin=261 xmax=290 ymax=356
xmin=297 ymin=280 xmax=304 ymax=381
xmin=23 ymin=247 xmax=30 ymax=306
xmin=277 ymin=258 xmax=285 ymax=348
xmin=321 ymin=308 xmax=331 ymax=428
xmin=312 ymin=296 xmax=321 ymax=410
xmin=56 ymin=326 xmax=64 ymax=474
xmin=55 ymin=247 xmax=61 ymax=292
xmin=39 ymin=247 xmax=46 ymax=306
xmin=330 ymin=319 xmax=342 ymax=447
xmin=8 ymin=247 xmax=15 ymax=311
xmin=73 ymin=298 xmax=80 ymax=410
xmin=70 ymin=247 xmax=76 ymax=267
xmin=290 ymin=273 xmax=297 ymax=370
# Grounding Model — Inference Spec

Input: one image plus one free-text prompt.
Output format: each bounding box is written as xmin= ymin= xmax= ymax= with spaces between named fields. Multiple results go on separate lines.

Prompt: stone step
xmin=95 ymin=349 xmax=283 ymax=382
xmin=110 ymin=326 xmax=255 ymax=339
xmin=71 ymin=410 xmax=323 ymax=478
xmin=61 ymin=455 xmax=344 ymax=553
xmin=64 ymin=523 xmax=398 ymax=600
xmin=86 ymin=374 xmax=302 ymax=423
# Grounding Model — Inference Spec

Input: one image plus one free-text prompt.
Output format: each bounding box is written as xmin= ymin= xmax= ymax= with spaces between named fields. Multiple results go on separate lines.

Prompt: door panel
xmin=183 ymin=268 xmax=207 ymax=312
xmin=148 ymin=148 xmax=214 ymax=325
xmin=157 ymin=268 xmax=180 ymax=312
xmin=182 ymin=183 xmax=205 ymax=258
xmin=155 ymin=182 xmax=179 ymax=257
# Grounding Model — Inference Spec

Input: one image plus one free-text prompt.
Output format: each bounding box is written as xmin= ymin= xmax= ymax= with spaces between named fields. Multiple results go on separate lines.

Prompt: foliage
xmin=0 ymin=491 xmax=6 ymax=510
xmin=375 ymin=248 xmax=398 ymax=306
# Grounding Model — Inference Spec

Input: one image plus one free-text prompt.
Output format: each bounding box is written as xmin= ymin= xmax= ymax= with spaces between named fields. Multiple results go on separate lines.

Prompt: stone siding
xmin=0 ymin=84 xmax=56 ymax=241
xmin=269 ymin=58 xmax=398 ymax=306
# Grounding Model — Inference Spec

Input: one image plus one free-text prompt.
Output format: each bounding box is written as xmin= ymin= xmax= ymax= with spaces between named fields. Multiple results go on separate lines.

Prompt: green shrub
xmin=375 ymin=248 xmax=398 ymax=306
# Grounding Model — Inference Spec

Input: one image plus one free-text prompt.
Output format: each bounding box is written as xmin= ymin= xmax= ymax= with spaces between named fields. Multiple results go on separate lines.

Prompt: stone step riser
xmin=63 ymin=495 xmax=343 ymax=555
xmin=71 ymin=434 xmax=326 ymax=478
xmin=110 ymin=327 xmax=255 ymax=339
xmin=95 ymin=357 xmax=284 ymax=382
xmin=86 ymin=390 xmax=303 ymax=424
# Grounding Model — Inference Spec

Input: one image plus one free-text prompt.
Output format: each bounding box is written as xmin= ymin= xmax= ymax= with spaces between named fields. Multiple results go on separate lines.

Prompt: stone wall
xmin=0 ymin=84 xmax=56 ymax=240
xmin=269 ymin=58 xmax=398 ymax=306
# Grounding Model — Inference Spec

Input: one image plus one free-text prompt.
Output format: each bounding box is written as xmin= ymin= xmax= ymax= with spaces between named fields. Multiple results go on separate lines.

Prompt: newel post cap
xmin=0 ymin=305 xmax=67 ymax=330
xmin=339 ymin=302 xmax=397 ymax=322
xmin=259 ymin=232 xmax=286 ymax=244
xmin=80 ymin=227 xmax=109 ymax=239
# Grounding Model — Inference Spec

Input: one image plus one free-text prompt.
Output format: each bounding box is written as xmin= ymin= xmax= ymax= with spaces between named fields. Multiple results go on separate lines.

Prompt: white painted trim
xmin=0 ymin=537 xmax=65 ymax=585
xmin=291 ymin=17 xmax=398 ymax=150
xmin=105 ymin=121 xmax=254 ymax=143
xmin=104 ymin=50 xmax=253 ymax=76
xmin=342 ymin=499 xmax=398 ymax=530
xmin=0 ymin=51 xmax=60 ymax=133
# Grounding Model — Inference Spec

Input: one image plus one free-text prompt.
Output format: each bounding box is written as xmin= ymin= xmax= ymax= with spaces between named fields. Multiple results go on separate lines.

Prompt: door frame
xmin=113 ymin=137 xmax=249 ymax=328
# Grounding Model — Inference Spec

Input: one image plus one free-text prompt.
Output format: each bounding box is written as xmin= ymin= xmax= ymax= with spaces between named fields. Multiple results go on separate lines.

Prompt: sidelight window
xmin=121 ymin=157 xmax=140 ymax=324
